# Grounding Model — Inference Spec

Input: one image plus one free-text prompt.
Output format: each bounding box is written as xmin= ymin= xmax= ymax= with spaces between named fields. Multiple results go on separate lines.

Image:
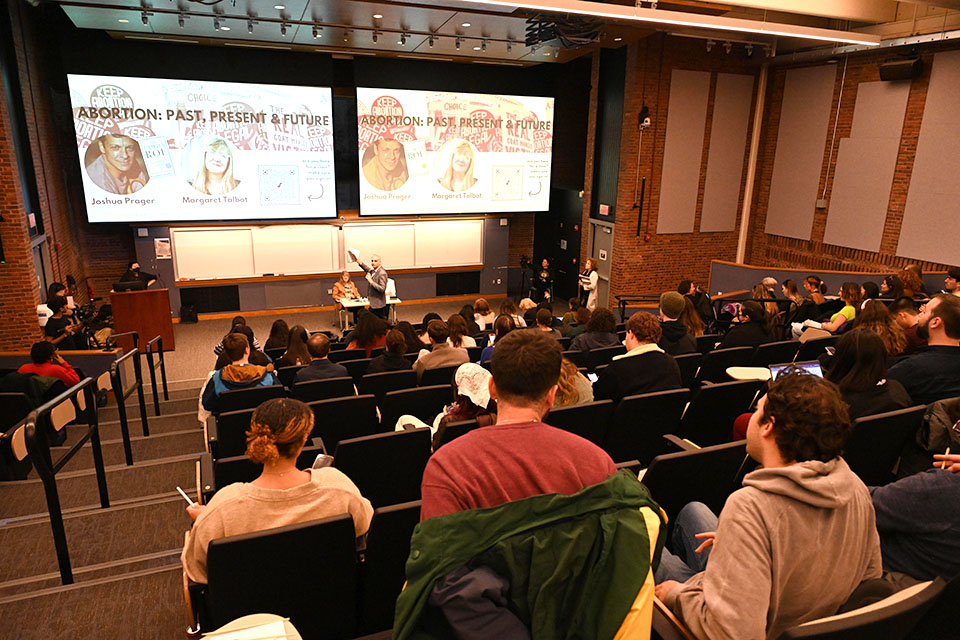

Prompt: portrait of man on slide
xmin=85 ymin=133 xmax=150 ymax=195
xmin=362 ymin=137 xmax=408 ymax=191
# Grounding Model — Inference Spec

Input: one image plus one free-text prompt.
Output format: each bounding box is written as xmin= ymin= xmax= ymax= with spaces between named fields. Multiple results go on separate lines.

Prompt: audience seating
xmin=208 ymin=408 xmax=255 ymax=460
xmin=588 ymin=345 xmax=626 ymax=370
xmin=694 ymin=346 xmax=754 ymax=385
xmin=845 ymin=406 xmax=927 ymax=486
xmin=329 ymin=341 xmax=347 ymax=352
xmin=291 ymin=376 xmax=356 ymax=403
xmin=358 ymin=501 xmax=422 ymax=635
xmin=358 ymin=370 xmax=418 ymax=407
xmin=470 ymin=333 xmax=490 ymax=348
xmin=544 ymin=400 xmax=614 ymax=446
xmin=679 ymin=379 xmax=764 ymax=447
xmin=403 ymin=352 xmax=420 ymax=365
xmin=750 ymin=340 xmax=800 ymax=367
xmin=217 ymin=385 xmax=284 ymax=414
xmin=796 ymin=335 xmax=838 ymax=362
xmin=557 ymin=336 xmax=572 ymax=350
xmin=604 ymin=388 xmax=690 ymax=465
xmin=433 ymin=419 xmax=480 ymax=449
xmin=264 ymin=347 xmax=285 ymax=361
xmin=276 ymin=365 xmax=304 ymax=389
xmin=329 ymin=349 xmax=368 ymax=364
xmin=199 ymin=441 xmax=326 ymax=503
xmin=419 ymin=364 xmax=461 ymax=387
xmin=343 ymin=358 xmax=374 ymax=382
xmin=381 ymin=385 xmax=454 ymax=431
xmin=307 ymin=395 xmax=381 ymax=450
xmin=906 ymin=572 xmax=960 ymax=640
xmin=466 ymin=346 xmax=482 ymax=362
xmin=696 ymin=334 xmax=721 ymax=354
xmin=369 ymin=347 xmax=385 ymax=358
xmin=199 ymin=514 xmax=359 ymax=639
xmin=673 ymin=353 xmax=703 ymax=389
xmin=333 ymin=429 xmax=431 ymax=508
xmin=0 ymin=392 xmax=36 ymax=480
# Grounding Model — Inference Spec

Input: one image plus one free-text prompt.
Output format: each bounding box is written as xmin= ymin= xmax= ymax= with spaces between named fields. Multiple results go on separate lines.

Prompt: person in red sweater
xmin=18 ymin=341 xmax=81 ymax=387
xmin=420 ymin=330 xmax=618 ymax=522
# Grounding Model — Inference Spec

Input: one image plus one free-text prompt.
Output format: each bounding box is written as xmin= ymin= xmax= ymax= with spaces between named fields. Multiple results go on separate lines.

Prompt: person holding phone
xmin=18 ymin=341 xmax=81 ymax=387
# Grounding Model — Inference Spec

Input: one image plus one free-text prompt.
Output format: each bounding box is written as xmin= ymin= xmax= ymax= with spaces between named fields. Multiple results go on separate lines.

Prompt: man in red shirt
xmin=18 ymin=342 xmax=81 ymax=387
xmin=420 ymin=330 xmax=617 ymax=522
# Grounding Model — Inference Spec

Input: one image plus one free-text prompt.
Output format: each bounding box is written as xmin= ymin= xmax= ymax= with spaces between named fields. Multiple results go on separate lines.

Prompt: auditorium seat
xmin=557 ymin=336 xmax=571 ymax=350
xmin=694 ymin=346 xmax=754 ymax=385
xmin=276 ymin=365 xmax=304 ymax=389
xmin=544 ymin=400 xmax=613 ymax=446
xmin=466 ymin=346 xmax=483 ymax=362
xmin=369 ymin=347 xmax=385 ymax=358
xmin=264 ymin=347 xmax=285 ymax=361
xmin=200 ymin=514 xmax=359 ymax=639
xmin=216 ymin=385 xmax=284 ymax=414
xmin=419 ymin=364 xmax=460 ymax=387
xmin=679 ymin=379 xmax=764 ymax=447
xmin=604 ymin=388 xmax=690 ymax=465
xmin=750 ymin=339 xmax=800 ymax=367
xmin=357 ymin=501 xmax=422 ymax=635
xmin=291 ymin=376 xmax=356 ymax=403
xmin=796 ymin=335 xmax=838 ymax=362
xmin=329 ymin=349 xmax=368 ymax=364
xmin=846 ymin=405 xmax=927 ymax=486
xmin=333 ymin=429 xmax=430 ymax=508
xmin=433 ymin=419 xmax=480 ymax=449
xmin=358 ymin=370 xmax=418 ymax=407
xmin=208 ymin=408 xmax=255 ymax=459
xmin=562 ymin=349 xmax=587 ymax=368
xmin=0 ymin=392 xmax=35 ymax=480
xmin=381 ymin=385 xmax=454 ymax=431
xmin=673 ymin=353 xmax=703 ymax=389
xmin=307 ymin=395 xmax=381 ymax=450
xmin=342 ymin=358 xmax=373 ymax=382
xmin=696 ymin=334 xmax=721 ymax=354
xmin=199 ymin=442 xmax=326 ymax=503
xmin=588 ymin=345 xmax=626 ymax=370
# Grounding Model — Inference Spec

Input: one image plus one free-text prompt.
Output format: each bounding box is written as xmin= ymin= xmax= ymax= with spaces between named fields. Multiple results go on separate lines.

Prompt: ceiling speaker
xmin=879 ymin=58 xmax=923 ymax=82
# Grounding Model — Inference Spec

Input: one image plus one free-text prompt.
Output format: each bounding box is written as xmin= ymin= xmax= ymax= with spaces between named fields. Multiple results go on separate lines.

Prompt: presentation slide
xmin=356 ymin=88 xmax=553 ymax=215
xmin=67 ymin=74 xmax=336 ymax=223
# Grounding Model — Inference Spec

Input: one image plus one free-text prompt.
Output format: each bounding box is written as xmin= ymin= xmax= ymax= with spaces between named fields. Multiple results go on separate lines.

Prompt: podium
xmin=111 ymin=289 xmax=175 ymax=353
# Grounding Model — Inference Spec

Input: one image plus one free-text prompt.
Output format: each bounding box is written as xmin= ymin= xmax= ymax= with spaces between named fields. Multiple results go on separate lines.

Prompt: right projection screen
xmin=897 ymin=49 xmax=960 ymax=265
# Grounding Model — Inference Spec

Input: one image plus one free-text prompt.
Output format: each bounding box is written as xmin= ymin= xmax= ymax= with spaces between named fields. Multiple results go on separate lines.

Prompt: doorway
xmin=588 ymin=221 xmax=614 ymax=309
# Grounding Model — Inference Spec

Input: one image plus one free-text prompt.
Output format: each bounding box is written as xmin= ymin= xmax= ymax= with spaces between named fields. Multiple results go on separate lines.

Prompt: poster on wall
xmin=356 ymin=88 xmax=554 ymax=215
xmin=66 ymin=74 xmax=336 ymax=222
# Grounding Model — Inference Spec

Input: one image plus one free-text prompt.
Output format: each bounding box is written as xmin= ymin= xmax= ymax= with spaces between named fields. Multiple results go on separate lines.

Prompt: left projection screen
xmin=67 ymin=74 xmax=336 ymax=223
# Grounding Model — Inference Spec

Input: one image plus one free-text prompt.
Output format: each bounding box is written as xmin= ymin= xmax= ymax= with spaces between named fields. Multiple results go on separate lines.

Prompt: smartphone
xmin=488 ymin=333 xmax=497 ymax=345
xmin=587 ymin=373 xmax=599 ymax=383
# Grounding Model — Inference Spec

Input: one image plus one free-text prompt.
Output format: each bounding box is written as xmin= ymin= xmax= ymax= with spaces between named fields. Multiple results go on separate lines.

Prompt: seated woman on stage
xmin=181 ymin=398 xmax=373 ymax=584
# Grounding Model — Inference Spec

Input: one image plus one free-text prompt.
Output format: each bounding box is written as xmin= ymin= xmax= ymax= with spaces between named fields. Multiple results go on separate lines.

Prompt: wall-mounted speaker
xmin=879 ymin=58 xmax=923 ymax=82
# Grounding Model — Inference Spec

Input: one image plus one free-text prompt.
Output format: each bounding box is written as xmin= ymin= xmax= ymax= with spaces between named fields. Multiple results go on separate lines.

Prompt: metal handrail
xmin=145 ymin=335 xmax=169 ymax=417
xmin=612 ymin=294 xmax=661 ymax=322
xmin=110 ymin=347 xmax=149 ymax=465
xmin=20 ymin=377 xmax=109 ymax=585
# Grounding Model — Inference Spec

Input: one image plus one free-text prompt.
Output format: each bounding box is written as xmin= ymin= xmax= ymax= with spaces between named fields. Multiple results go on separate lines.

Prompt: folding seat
xmin=846 ymin=405 xmax=926 ymax=486
xmin=419 ymin=364 xmax=461 ymax=387
xmin=750 ymin=340 xmax=800 ymax=367
xmin=333 ymin=429 xmax=431 ymax=508
xmin=544 ymin=399 xmax=614 ymax=446
xmin=358 ymin=370 xmax=417 ymax=407
xmin=694 ymin=346 xmax=754 ymax=385
xmin=292 ymin=376 xmax=356 ymax=403
xmin=604 ymin=388 xmax=690 ymax=465
xmin=217 ymin=385 xmax=284 ymax=414
xmin=678 ymin=379 xmax=764 ymax=447
xmin=381 ymin=385 xmax=454 ymax=431
xmin=307 ymin=395 xmax=381 ymax=450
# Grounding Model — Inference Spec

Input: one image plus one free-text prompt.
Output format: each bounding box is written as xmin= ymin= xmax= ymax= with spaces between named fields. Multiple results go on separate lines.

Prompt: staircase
xmin=0 ymin=379 xmax=208 ymax=637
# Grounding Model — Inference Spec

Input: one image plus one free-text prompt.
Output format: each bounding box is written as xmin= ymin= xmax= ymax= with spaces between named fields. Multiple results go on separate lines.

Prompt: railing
xmin=145 ymin=335 xmax=169 ymax=417
xmin=109 ymin=348 xmax=149 ymax=466
xmin=20 ymin=378 xmax=110 ymax=585
xmin=613 ymin=295 xmax=661 ymax=322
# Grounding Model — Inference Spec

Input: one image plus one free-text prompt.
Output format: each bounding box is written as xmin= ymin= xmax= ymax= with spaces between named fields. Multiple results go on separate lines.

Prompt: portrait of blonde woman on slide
xmin=438 ymin=139 xmax=478 ymax=192
xmin=189 ymin=137 xmax=240 ymax=195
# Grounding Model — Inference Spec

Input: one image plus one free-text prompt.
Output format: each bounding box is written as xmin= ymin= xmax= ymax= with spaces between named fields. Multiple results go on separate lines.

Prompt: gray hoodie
xmin=664 ymin=457 xmax=882 ymax=640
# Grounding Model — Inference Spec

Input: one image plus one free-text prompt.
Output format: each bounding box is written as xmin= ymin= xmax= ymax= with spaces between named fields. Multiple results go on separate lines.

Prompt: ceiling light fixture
xmin=543 ymin=50 xmax=551 ymax=56
xmin=744 ymin=43 xmax=753 ymax=57
xmin=473 ymin=45 xmax=481 ymax=51
xmin=273 ymin=4 xmax=285 ymax=9
xmin=247 ymin=19 xmax=254 ymax=34
xmin=455 ymin=37 xmax=462 ymax=50
xmin=459 ymin=0 xmax=881 ymax=46
xmin=214 ymin=16 xmax=222 ymax=31
xmin=313 ymin=26 xmax=320 ymax=38
xmin=506 ymin=41 xmax=512 ymax=52
xmin=220 ymin=24 xmax=230 ymax=31
xmin=481 ymin=39 xmax=487 ymax=51
xmin=429 ymin=36 xmax=435 ymax=48
xmin=372 ymin=31 xmax=379 ymax=43
xmin=373 ymin=13 xmax=383 ymax=19
xmin=141 ymin=11 xmax=149 ymax=26
xmin=178 ymin=14 xmax=185 ymax=28
xmin=118 ymin=18 xmax=128 ymax=23
xmin=461 ymin=22 xmax=471 ymax=28
xmin=614 ymin=36 xmax=622 ymax=41
xmin=280 ymin=22 xmax=287 ymax=36
xmin=400 ymin=33 xmax=407 ymax=45
xmin=705 ymin=39 xmax=713 ymax=52
xmin=723 ymin=41 xmax=732 ymax=54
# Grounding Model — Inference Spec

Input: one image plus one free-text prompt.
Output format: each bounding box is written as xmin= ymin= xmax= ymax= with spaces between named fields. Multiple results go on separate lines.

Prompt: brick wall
xmin=507 ymin=214 xmax=535 ymax=267
xmin=747 ymin=41 xmax=960 ymax=273
xmin=602 ymin=35 xmax=760 ymax=303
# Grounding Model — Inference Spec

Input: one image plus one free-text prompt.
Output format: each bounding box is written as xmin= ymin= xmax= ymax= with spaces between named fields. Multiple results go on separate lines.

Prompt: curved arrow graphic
xmin=528 ymin=180 xmax=542 ymax=197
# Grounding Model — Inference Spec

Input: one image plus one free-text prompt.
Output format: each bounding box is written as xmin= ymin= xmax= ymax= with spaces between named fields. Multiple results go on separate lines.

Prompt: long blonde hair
xmin=440 ymin=141 xmax=476 ymax=192
xmin=554 ymin=358 xmax=584 ymax=407
xmin=194 ymin=138 xmax=237 ymax=195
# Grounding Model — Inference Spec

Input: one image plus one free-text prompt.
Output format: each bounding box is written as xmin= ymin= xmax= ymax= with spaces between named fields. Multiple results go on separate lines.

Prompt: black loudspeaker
xmin=879 ymin=58 xmax=923 ymax=82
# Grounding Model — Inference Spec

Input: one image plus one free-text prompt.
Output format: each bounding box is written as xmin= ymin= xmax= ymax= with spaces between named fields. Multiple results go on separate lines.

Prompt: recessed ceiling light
xmin=461 ymin=22 xmax=471 ymax=27
xmin=118 ymin=18 xmax=129 ymax=23
xmin=614 ymin=36 xmax=622 ymax=41
xmin=373 ymin=13 xmax=383 ymax=19
xmin=543 ymin=50 xmax=551 ymax=56
xmin=220 ymin=26 xmax=230 ymax=30
xmin=273 ymin=4 xmax=285 ymax=10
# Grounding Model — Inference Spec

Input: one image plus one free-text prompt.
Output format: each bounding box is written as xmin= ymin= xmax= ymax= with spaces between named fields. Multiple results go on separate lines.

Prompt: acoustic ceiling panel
xmin=763 ymin=65 xmax=836 ymax=240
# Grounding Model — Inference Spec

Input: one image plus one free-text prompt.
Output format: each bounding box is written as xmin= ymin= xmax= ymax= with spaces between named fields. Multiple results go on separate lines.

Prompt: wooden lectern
xmin=111 ymin=289 xmax=175 ymax=353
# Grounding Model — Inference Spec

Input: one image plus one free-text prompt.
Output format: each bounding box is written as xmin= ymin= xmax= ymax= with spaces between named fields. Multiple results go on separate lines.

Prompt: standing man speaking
xmin=348 ymin=249 xmax=389 ymax=319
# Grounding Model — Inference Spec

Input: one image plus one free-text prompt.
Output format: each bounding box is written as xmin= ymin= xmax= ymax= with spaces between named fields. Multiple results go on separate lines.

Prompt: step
xmin=0 ymin=455 xmax=198 ymax=520
xmin=42 ymin=429 xmax=204 ymax=474
xmin=0 ymin=547 xmax=181 ymax=599
xmin=67 ymin=410 xmax=201 ymax=441
xmin=0 ymin=563 xmax=184 ymax=636
xmin=0 ymin=497 xmax=191 ymax=584
xmin=99 ymin=396 xmax=198 ymax=420
xmin=141 ymin=387 xmax=204 ymax=402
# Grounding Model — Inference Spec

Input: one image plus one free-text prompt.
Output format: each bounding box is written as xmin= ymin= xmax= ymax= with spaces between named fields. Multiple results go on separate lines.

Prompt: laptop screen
xmin=769 ymin=361 xmax=823 ymax=380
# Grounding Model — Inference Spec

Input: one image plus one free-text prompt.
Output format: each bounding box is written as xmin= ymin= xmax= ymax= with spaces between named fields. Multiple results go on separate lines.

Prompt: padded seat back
xmin=264 ymin=347 xmax=285 ymax=361
xmin=419 ymin=364 xmax=461 ymax=387
xmin=358 ymin=370 xmax=418 ymax=407
xmin=381 ymin=385 xmax=454 ymax=431
xmin=217 ymin=385 xmax=284 ymax=414
xmin=674 ymin=353 xmax=703 ymax=389
xmin=329 ymin=349 xmax=369 ymax=363
xmin=605 ymin=389 xmax=690 ymax=465
xmin=750 ymin=340 xmax=800 ymax=367
xmin=588 ymin=345 xmax=626 ymax=370
xmin=276 ymin=365 xmax=304 ymax=390
xmin=680 ymin=379 xmax=764 ymax=447
xmin=696 ymin=334 xmax=721 ymax=354
xmin=212 ymin=408 xmax=255 ymax=460
xmin=343 ymin=358 xmax=373 ymax=382
xmin=434 ymin=419 xmax=480 ymax=449
xmin=846 ymin=406 xmax=926 ymax=486
xmin=206 ymin=514 xmax=359 ymax=639
xmin=292 ymin=376 xmax=356 ymax=403
xmin=211 ymin=445 xmax=326 ymax=498
xmin=695 ymin=346 xmax=754 ymax=385
xmin=334 ymin=429 xmax=431 ymax=508
xmin=307 ymin=395 xmax=381 ymax=451
xmin=544 ymin=400 xmax=614 ymax=446
xmin=796 ymin=335 xmax=838 ymax=362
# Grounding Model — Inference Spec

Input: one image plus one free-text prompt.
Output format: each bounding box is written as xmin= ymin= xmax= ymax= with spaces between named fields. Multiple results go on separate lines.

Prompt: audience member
xmin=275 ymin=325 xmax=311 ymax=368
xmin=562 ymin=298 xmax=580 ymax=326
xmin=400 ymin=363 xmax=498 ymax=449
xmin=553 ymin=357 xmax=594 ymax=407
xmin=570 ymin=307 xmax=620 ymax=353
xmin=655 ymin=372 xmax=881 ymax=640
xmin=593 ymin=312 xmax=681 ymax=402
xmin=783 ymin=279 xmax=819 ymax=325
xmin=347 ymin=311 xmax=389 ymax=357
xmin=533 ymin=307 xmax=562 ymax=340
xmin=795 ymin=281 xmax=860 ymax=337
xmin=18 ymin=341 xmax=81 ymax=387
xmin=854 ymin=299 xmax=907 ymax=357
xmin=888 ymin=294 xmax=960 ymax=404
xmin=753 ymin=283 xmax=780 ymax=330
xmin=293 ymin=333 xmax=349 ymax=385
xmin=719 ymin=300 xmax=772 ymax=349
xmin=473 ymin=298 xmax=496 ymax=330
xmin=761 ymin=276 xmax=778 ymax=297
xmin=367 ymin=330 xmax=413 ymax=374
xmin=781 ymin=279 xmax=804 ymax=308
xmin=395 ymin=321 xmax=424 ymax=355
xmin=263 ymin=319 xmax=289 ymax=351
xmin=880 ymin=275 xmax=905 ymax=300
xmin=658 ymin=291 xmax=697 ymax=356
xmin=861 ymin=281 xmax=880 ymax=301
xmin=213 ymin=316 xmax=260 ymax=355
xmin=39 ymin=282 xmax=78 ymax=329
xmin=519 ymin=297 xmax=538 ymax=326
xmin=944 ymin=266 xmax=960 ymax=298
xmin=824 ymin=330 xmax=912 ymax=419
xmin=678 ymin=297 xmax=705 ymax=338
xmin=215 ymin=325 xmax=271 ymax=369
xmin=413 ymin=320 xmax=469 ymax=382
xmin=889 ymin=297 xmax=926 ymax=355
xmin=869 ymin=452 xmax=960 ymax=581
xmin=419 ymin=312 xmax=442 ymax=344
xmin=679 ymin=279 xmax=714 ymax=326
xmin=899 ymin=267 xmax=926 ymax=299
xmin=181 ymin=398 xmax=373 ymax=583
xmin=446 ymin=313 xmax=477 ymax=348
xmin=562 ymin=306 xmax=591 ymax=339
xmin=480 ymin=315 xmax=515 ymax=363
xmin=201 ymin=333 xmax=278 ymax=413
xmin=43 ymin=296 xmax=84 ymax=350
xmin=458 ymin=305 xmax=482 ymax=335
xmin=803 ymin=275 xmax=827 ymax=304
xmin=499 ymin=299 xmax=526 ymax=328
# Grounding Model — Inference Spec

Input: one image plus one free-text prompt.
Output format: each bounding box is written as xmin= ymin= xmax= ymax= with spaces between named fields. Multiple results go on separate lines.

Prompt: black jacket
xmin=659 ymin=321 xmax=697 ymax=356
xmin=366 ymin=352 xmax=413 ymax=374
xmin=718 ymin=321 xmax=771 ymax=350
xmin=570 ymin=331 xmax=621 ymax=353
xmin=293 ymin=358 xmax=349 ymax=385
xmin=592 ymin=348 xmax=682 ymax=403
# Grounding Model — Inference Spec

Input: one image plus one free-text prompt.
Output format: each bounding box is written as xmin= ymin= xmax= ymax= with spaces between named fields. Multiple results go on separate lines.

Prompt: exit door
xmin=589 ymin=222 xmax=614 ymax=309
